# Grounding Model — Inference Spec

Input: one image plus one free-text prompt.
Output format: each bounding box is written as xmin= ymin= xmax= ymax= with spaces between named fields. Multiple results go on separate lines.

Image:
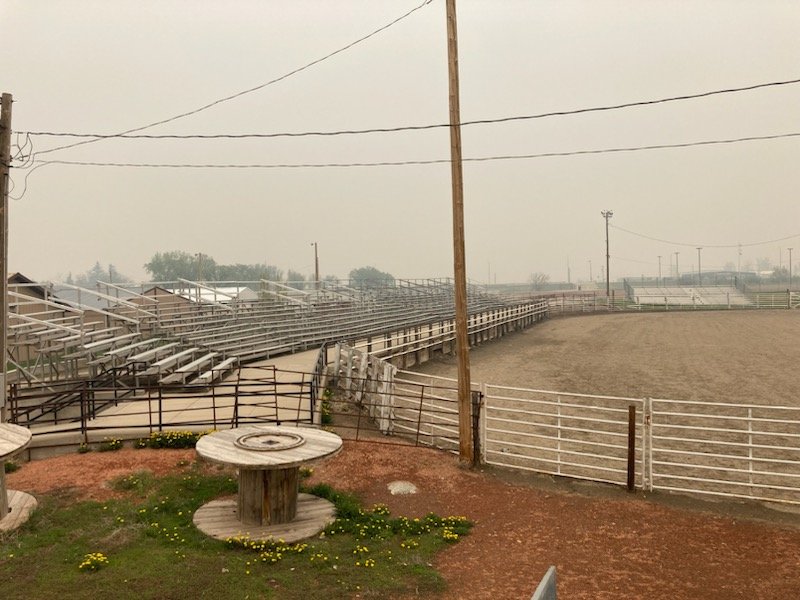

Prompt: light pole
xmin=696 ymin=247 xmax=703 ymax=286
xmin=601 ymin=210 xmax=613 ymax=296
xmin=588 ymin=259 xmax=593 ymax=282
xmin=657 ymin=255 xmax=662 ymax=286
xmin=310 ymin=242 xmax=319 ymax=289
xmin=675 ymin=251 xmax=680 ymax=283
xmin=789 ymin=247 xmax=793 ymax=290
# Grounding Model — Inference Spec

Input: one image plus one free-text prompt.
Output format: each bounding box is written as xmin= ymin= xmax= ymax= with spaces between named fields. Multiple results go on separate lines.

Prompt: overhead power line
xmin=31 ymin=0 xmax=433 ymax=158
xmin=17 ymin=76 xmax=800 ymax=143
xmin=28 ymin=130 xmax=800 ymax=169
xmin=611 ymin=224 xmax=800 ymax=249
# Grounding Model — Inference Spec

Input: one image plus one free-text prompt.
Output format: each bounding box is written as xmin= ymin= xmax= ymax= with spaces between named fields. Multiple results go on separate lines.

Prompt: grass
xmin=0 ymin=459 xmax=471 ymax=600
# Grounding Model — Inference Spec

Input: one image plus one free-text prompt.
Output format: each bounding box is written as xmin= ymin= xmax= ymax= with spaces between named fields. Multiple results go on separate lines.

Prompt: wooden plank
xmin=193 ymin=493 xmax=335 ymax=543
xmin=196 ymin=425 xmax=342 ymax=470
xmin=0 ymin=489 xmax=38 ymax=532
xmin=0 ymin=423 xmax=32 ymax=460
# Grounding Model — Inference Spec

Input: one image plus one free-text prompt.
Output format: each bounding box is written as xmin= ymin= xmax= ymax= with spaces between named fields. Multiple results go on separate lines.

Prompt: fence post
xmin=157 ymin=385 xmax=163 ymax=432
xmin=471 ymin=389 xmax=482 ymax=465
xmin=627 ymin=405 xmax=636 ymax=492
xmin=644 ymin=397 xmax=653 ymax=491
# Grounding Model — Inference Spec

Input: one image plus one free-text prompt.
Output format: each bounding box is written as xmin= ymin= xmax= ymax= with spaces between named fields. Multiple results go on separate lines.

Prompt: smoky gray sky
xmin=3 ymin=0 xmax=800 ymax=285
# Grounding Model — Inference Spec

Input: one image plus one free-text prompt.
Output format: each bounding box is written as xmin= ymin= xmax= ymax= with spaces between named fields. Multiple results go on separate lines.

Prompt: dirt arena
xmin=413 ymin=310 xmax=800 ymax=404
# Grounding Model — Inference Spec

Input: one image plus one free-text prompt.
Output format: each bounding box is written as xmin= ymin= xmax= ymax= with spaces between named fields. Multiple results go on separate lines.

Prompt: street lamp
xmin=657 ymin=255 xmax=662 ymax=286
xmin=601 ymin=210 xmax=613 ymax=295
xmin=696 ymin=247 xmax=703 ymax=286
xmin=310 ymin=242 xmax=320 ymax=289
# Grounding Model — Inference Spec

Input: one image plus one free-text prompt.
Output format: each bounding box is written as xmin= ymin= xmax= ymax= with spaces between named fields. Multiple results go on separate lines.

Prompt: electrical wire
xmin=17 ymin=76 xmax=800 ymax=143
xmin=31 ymin=0 xmax=434 ymax=158
xmin=27 ymin=130 xmax=800 ymax=169
xmin=611 ymin=224 xmax=800 ymax=249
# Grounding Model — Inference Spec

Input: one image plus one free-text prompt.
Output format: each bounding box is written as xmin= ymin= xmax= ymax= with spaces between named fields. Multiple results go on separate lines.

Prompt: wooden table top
xmin=196 ymin=425 xmax=342 ymax=470
xmin=0 ymin=423 xmax=32 ymax=460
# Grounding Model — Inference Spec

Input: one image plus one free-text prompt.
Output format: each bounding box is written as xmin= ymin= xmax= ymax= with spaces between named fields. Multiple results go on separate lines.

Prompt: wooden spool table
xmin=0 ymin=423 xmax=37 ymax=532
xmin=194 ymin=425 xmax=342 ymax=542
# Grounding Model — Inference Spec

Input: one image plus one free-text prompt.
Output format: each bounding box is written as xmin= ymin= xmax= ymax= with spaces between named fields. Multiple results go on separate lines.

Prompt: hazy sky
xmin=3 ymin=1 xmax=800 ymax=285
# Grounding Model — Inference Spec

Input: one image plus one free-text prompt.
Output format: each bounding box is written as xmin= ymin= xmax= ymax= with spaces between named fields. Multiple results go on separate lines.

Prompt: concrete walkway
xmin=23 ymin=350 xmax=321 ymax=459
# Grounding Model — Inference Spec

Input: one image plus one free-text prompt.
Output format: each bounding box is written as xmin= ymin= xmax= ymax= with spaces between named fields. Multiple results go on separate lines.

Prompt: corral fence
xmin=541 ymin=289 xmax=799 ymax=315
xmin=330 ymin=346 xmax=800 ymax=506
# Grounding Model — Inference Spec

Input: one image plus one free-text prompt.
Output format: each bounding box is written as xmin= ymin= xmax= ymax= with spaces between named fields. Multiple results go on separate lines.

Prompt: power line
xmin=27 ymin=130 xmax=800 ymax=170
xmin=31 ymin=0 xmax=433 ymax=158
xmin=611 ymin=223 xmax=800 ymax=249
xmin=17 ymin=76 xmax=800 ymax=143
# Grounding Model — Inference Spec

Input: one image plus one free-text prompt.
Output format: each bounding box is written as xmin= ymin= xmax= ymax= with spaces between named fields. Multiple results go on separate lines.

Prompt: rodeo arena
xmin=1 ymin=273 xmax=800 ymax=597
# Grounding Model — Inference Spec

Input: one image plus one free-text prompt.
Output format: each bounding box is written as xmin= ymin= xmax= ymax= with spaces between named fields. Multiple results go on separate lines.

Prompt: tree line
xmin=63 ymin=252 xmax=395 ymax=288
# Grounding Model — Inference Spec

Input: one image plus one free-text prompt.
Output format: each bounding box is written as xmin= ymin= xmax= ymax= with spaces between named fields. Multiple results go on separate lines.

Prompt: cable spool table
xmin=194 ymin=425 xmax=342 ymax=542
xmin=0 ymin=423 xmax=37 ymax=532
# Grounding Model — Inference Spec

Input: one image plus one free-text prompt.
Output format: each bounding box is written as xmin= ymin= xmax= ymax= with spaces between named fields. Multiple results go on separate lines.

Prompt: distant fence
xmin=544 ymin=290 xmax=799 ymax=316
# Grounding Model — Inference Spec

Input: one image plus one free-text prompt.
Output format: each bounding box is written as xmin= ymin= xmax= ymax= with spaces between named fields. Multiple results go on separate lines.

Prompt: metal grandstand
xmin=7 ymin=277 xmax=521 ymax=391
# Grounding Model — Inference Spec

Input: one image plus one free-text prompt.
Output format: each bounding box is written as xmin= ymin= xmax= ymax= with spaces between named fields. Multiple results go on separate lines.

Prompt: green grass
xmin=0 ymin=460 xmax=471 ymax=600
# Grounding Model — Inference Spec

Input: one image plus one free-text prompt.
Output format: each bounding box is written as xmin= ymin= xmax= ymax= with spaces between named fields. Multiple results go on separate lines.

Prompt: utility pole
xmin=657 ymin=255 xmax=662 ymax=286
xmin=675 ymin=251 xmax=680 ymax=283
xmin=789 ymin=247 xmax=793 ymax=290
xmin=737 ymin=243 xmax=742 ymax=278
xmin=0 ymin=93 xmax=11 ymax=422
xmin=601 ymin=210 xmax=613 ymax=296
xmin=311 ymin=242 xmax=319 ymax=289
xmin=696 ymin=247 xmax=703 ymax=285
xmin=445 ymin=0 xmax=473 ymax=466
xmin=588 ymin=259 xmax=592 ymax=282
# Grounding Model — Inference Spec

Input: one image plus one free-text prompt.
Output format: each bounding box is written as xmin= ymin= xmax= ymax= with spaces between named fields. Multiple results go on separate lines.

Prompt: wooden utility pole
xmin=445 ymin=0 xmax=473 ymax=465
xmin=0 ymin=93 xmax=12 ymax=422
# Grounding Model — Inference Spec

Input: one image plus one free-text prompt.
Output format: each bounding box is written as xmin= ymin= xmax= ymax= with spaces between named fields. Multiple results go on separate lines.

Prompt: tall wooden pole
xmin=0 ymin=93 xmax=12 ymax=423
xmin=445 ymin=0 xmax=473 ymax=465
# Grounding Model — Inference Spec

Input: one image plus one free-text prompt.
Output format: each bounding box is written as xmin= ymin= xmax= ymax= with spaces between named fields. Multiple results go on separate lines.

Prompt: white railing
xmin=388 ymin=368 xmax=800 ymax=505
xmin=649 ymin=397 xmax=800 ymax=504
xmin=483 ymin=385 xmax=644 ymax=488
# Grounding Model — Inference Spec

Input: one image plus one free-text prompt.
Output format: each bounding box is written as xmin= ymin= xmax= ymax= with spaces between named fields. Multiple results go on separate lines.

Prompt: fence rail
xmin=391 ymin=365 xmax=800 ymax=505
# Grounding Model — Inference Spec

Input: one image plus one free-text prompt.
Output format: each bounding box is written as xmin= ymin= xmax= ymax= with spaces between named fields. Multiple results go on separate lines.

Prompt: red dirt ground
xmin=7 ymin=443 xmax=800 ymax=599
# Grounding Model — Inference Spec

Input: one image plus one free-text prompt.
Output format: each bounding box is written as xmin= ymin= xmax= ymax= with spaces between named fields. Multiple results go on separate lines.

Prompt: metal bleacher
xmin=629 ymin=285 xmax=752 ymax=307
xmin=6 ymin=278 xmax=520 ymax=390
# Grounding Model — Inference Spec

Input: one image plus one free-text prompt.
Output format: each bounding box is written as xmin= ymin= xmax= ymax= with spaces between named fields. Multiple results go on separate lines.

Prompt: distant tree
xmin=528 ymin=272 xmax=550 ymax=290
xmin=756 ymin=257 xmax=773 ymax=272
xmin=771 ymin=266 xmax=789 ymax=281
xmin=73 ymin=262 xmax=131 ymax=287
xmin=286 ymin=269 xmax=306 ymax=290
xmin=349 ymin=266 xmax=394 ymax=288
xmin=216 ymin=263 xmax=283 ymax=282
xmin=145 ymin=251 xmax=287 ymax=283
xmin=144 ymin=251 xmax=217 ymax=281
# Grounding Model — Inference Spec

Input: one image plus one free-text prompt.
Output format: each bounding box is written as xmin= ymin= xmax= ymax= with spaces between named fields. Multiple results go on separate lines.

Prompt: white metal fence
xmin=391 ymin=369 xmax=800 ymax=506
xmin=483 ymin=385 xmax=644 ymax=488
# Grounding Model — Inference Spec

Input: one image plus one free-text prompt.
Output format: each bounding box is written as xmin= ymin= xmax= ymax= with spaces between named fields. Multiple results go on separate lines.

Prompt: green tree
xmin=349 ymin=266 xmax=394 ymax=288
xmin=74 ymin=262 xmax=131 ymax=287
xmin=144 ymin=251 xmax=217 ymax=281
